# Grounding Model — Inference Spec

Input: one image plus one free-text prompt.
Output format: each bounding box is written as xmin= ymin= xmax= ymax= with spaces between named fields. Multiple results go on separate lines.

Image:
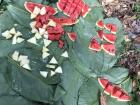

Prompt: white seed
xmin=12 ymin=36 xmax=17 ymax=45
xmin=16 ymin=37 xmax=24 ymax=43
xmin=40 ymin=7 xmax=46 ymax=15
xmin=43 ymin=39 xmax=52 ymax=47
xmin=61 ymin=51 xmax=69 ymax=58
xmin=55 ymin=66 xmax=62 ymax=73
xmin=27 ymin=37 xmax=37 ymax=45
xmin=46 ymin=64 xmax=56 ymax=69
xmin=33 ymin=6 xmax=41 ymax=15
xmin=15 ymin=31 xmax=22 ymax=37
xmin=40 ymin=71 xmax=48 ymax=78
xmin=31 ymin=13 xmax=38 ymax=19
xmin=9 ymin=28 xmax=16 ymax=34
xmin=42 ymin=46 xmax=49 ymax=53
xmin=42 ymin=52 xmax=50 ymax=59
xmin=48 ymin=20 xmax=56 ymax=27
xmin=50 ymin=71 xmax=56 ymax=76
xmin=35 ymin=32 xmax=42 ymax=39
xmin=20 ymin=59 xmax=30 ymax=66
xmin=2 ymin=30 xmax=12 ymax=39
xmin=49 ymin=57 xmax=58 ymax=64
xmin=39 ymin=28 xmax=46 ymax=35
xmin=12 ymin=51 xmax=19 ymax=61
xmin=30 ymin=21 xmax=36 ymax=28
xmin=22 ymin=64 xmax=31 ymax=70
xmin=18 ymin=55 xmax=28 ymax=62
xmin=31 ymin=28 xmax=38 ymax=33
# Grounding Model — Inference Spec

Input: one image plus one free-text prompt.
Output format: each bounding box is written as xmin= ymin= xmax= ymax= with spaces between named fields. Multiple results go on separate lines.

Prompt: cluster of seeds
xmin=2 ymin=28 xmax=24 ymax=44
xmin=12 ymin=51 xmax=31 ymax=70
xmin=89 ymin=19 xmax=118 ymax=56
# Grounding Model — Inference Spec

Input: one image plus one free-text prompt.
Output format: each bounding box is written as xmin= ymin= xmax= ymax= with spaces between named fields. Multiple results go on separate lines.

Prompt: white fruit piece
xmin=40 ymin=71 xmax=48 ymax=78
xmin=61 ymin=51 xmax=69 ymax=58
xmin=31 ymin=28 xmax=38 ymax=33
xmin=48 ymin=20 xmax=56 ymax=27
xmin=55 ymin=66 xmax=62 ymax=73
xmin=40 ymin=7 xmax=46 ymax=15
xmin=42 ymin=46 xmax=49 ymax=52
xmin=15 ymin=31 xmax=22 ymax=37
xmin=50 ymin=71 xmax=56 ymax=76
xmin=9 ymin=28 xmax=16 ymax=35
xmin=31 ymin=6 xmax=41 ymax=19
xmin=2 ymin=30 xmax=12 ymax=39
xmin=12 ymin=51 xmax=19 ymax=61
xmin=46 ymin=64 xmax=56 ymax=69
xmin=35 ymin=32 xmax=42 ymax=39
xmin=20 ymin=59 xmax=30 ymax=66
xmin=30 ymin=21 xmax=36 ymax=28
xmin=43 ymin=24 xmax=47 ymax=29
xmin=18 ymin=55 xmax=28 ymax=61
xmin=27 ymin=37 xmax=37 ymax=45
xmin=42 ymin=52 xmax=50 ymax=59
xmin=43 ymin=32 xmax=49 ymax=39
xmin=43 ymin=39 xmax=52 ymax=47
xmin=39 ymin=28 xmax=46 ymax=35
xmin=12 ymin=36 xmax=17 ymax=45
xmin=22 ymin=64 xmax=31 ymax=70
xmin=49 ymin=57 xmax=58 ymax=64
xmin=16 ymin=37 xmax=25 ymax=43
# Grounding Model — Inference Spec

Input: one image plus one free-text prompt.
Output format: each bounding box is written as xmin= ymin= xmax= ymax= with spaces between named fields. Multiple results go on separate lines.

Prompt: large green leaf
xmin=7 ymin=5 xmax=30 ymax=27
xmin=0 ymin=40 xmax=24 ymax=57
xmin=60 ymin=61 xmax=85 ymax=105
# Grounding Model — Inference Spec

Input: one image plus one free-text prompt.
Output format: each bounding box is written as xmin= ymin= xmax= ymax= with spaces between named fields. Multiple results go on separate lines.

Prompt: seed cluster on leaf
xmin=98 ymin=78 xmax=131 ymax=102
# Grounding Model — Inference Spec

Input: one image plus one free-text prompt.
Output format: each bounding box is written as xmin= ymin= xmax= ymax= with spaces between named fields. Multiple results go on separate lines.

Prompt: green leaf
xmin=7 ymin=5 xmax=30 ymax=27
xmin=60 ymin=61 xmax=85 ymax=105
xmin=0 ymin=11 xmax=15 ymax=32
xmin=9 ymin=62 xmax=54 ymax=104
xmin=0 ymin=40 xmax=24 ymax=57
xmin=78 ymin=78 xmax=99 ymax=105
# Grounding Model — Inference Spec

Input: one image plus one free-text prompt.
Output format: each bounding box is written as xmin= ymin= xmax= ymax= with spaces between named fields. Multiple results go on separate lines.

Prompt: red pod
xmin=24 ymin=1 xmax=57 ymax=15
xmin=96 ymin=19 xmax=104 ymax=28
xmin=101 ymin=44 xmax=116 ymax=56
xmin=97 ymin=30 xmax=104 ymax=40
xmin=98 ymin=78 xmax=131 ymax=102
xmin=57 ymin=0 xmax=90 ymax=19
xmin=67 ymin=32 xmax=77 ymax=42
xmin=103 ymin=33 xmax=116 ymax=44
xmin=104 ymin=23 xmax=117 ymax=34
xmin=89 ymin=38 xmax=101 ymax=52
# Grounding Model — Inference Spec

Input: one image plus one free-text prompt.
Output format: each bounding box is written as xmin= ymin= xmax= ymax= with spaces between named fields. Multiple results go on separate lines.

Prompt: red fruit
xmin=104 ymin=83 xmax=114 ymax=95
xmin=89 ymin=38 xmax=101 ymax=52
xmin=51 ymin=16 xmax=79 ymax=26
xmin=104 ymin=23 xmax=117 ymax=34
xmin=58 ymin=40 xmax=64 ymax=48
xmin=57 ymin=0 xmax=90 ymax=19
xmin=103 ymin=33 xmax=116 ymax=44
xmin=67 ymin=32 xmax=77 ymax=42
xmin=24 ymin=1 xmax=57 ymax=15
xmin=98 ymin=78 xmax=109 ymax=89
xmin=111 ymin=86 xmax=122 ymax=98
xmin=96 ymin=19 xmax=104 ymax=28
xmin=117 ymin=92 xmax=131 ymax=102
xmin=97 ymin=30 xmax=103 ymax=40
xmin=81 ymin=4 xmax=91 ymax=17
xmin=101 ymin=44 xmax=116 ymax=56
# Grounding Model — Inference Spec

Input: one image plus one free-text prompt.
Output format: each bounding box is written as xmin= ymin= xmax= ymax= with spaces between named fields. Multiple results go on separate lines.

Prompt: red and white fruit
xmin=89 ymin=38 xmax=101 ymax=52
xmin=103 ymin=33 xmax=116 ymax=44
xmin=101 ymin=44 xmax=116 ymax=56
